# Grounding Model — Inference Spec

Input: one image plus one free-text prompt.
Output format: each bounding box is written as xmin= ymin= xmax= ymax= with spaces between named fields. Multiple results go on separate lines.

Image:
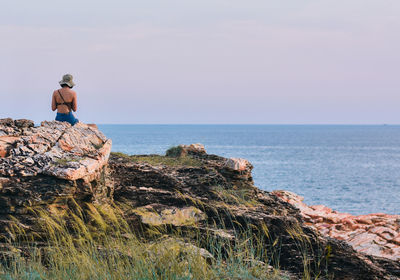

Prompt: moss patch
xmin=56 ymin=157 xmax=81 ymax=166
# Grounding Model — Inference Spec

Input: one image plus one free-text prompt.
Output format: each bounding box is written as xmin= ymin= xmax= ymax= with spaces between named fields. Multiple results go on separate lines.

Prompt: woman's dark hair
xmin=61 ymin=84 xmax=73 ymax=89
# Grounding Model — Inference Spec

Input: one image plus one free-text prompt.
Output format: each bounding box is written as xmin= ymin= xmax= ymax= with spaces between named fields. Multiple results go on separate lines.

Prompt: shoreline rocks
xmin=273 ymin=190 xmax=400 ymax=261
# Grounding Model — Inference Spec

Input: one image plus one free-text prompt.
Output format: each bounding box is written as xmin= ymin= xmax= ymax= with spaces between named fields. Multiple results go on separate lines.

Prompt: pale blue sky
xmin=1 ymin=0 xmax=399 ymax=124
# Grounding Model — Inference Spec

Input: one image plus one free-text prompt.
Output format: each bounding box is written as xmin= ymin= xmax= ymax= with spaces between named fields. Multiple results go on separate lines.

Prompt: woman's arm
xmin=51 ymin=92 xmax=57 ymax=111
xmin=72 ymin=91 xmax=77 ymax=112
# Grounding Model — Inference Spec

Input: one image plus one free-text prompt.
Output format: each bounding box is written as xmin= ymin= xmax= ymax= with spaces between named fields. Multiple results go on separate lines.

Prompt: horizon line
xmin=95 ymin=123 xmax=400 ymax=126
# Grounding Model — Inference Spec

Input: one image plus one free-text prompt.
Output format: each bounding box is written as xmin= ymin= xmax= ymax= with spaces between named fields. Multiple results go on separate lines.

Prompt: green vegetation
xmin=131 ymin=155 xmax=202 ymax=167
xmin=165 ymin=146 xmax=184 ymax=157
xmin=286 ymin=224 xmax=330 ymax=280
xmin=91 ymin=142 xmax=103 ymax=150
xmin=0 ymin=202 xmax=293 ymax=280
xmin=212 ymin=185 xmax=260 ymax=207
xmin=111 ymin=152 xmax=203 ymax=167
xmin=111 ymin=152 xmax=131 ymax=159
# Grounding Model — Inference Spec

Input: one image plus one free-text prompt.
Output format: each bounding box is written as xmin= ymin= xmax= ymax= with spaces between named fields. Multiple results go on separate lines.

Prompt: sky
xmin=1 ymin=0 xmax=399 ymax=124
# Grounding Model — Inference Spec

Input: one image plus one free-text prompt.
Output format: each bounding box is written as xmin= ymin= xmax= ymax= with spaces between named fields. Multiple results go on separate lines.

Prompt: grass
xmin=212 ymin=185 xmax=260 ymax=207
xmin=286 ymin=223 xmax=330 ymax=280
xmin=0 ymin=201 xmax=295 ymax=280
xmin=131 ymin=155 xmax=203 ymax=167
xmin=111 ymin=152 xmax=203 ymax=167
xmin=111 ymin=152 xmax=131 ymax=158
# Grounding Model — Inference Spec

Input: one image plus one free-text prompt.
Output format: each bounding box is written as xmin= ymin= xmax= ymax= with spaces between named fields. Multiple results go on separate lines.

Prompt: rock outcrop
xmin=0 ymin=120 xmax=399 ymax=279
xmin=109 ymin=150 xmax=400 ymax=279
xmin=273 ymin=190 xmax=400 ymax=261
xmin=0 ymin=119 xmax=113 ymax=237
xmin=0 ymin=118 xmax=111 ymax=181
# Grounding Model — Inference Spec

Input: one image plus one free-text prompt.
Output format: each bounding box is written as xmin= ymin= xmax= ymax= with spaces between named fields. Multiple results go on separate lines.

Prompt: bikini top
xmin=56 ymin=90 xmax=73 ymax=112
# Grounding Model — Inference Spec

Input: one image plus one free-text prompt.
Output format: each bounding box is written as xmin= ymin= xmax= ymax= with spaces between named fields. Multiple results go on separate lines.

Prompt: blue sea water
xmin=98 ymin=125 xmax=400 ymax=215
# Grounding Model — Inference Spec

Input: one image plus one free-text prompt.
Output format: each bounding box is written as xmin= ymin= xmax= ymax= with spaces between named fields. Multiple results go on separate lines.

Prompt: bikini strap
xmin=57 ymin=90 xmax=71 ymax=112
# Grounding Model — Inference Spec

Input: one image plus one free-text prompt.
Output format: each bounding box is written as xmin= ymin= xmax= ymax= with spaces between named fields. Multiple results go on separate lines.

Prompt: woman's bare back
xmin=52 ymin=88 xmax=77 ymax=114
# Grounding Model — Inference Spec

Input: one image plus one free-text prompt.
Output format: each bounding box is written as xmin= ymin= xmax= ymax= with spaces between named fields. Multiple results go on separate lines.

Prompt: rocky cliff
xmin=0 ymin=119 xmax=399 ymax=279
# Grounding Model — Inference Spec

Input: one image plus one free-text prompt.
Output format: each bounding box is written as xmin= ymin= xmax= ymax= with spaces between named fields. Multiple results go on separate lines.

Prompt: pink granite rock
xmin=0 ymin=119 xmax=112 ymax=181
xmin=225 ymin=158 xmax=251 ymax=171
xmin=0 ymin=136 xmax=19 ymax=157
xmin=272 ymin=190 xmax=400 ymax=261
xmin=179 ymin=143 xmax=207 ymax=155
xmin=166 ymin=143 xmax=207 ymax=157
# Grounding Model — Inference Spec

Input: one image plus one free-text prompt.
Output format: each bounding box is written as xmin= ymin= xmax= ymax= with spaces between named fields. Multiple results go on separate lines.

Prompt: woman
xmin=52 ymin=74 xmax=79 ymax=125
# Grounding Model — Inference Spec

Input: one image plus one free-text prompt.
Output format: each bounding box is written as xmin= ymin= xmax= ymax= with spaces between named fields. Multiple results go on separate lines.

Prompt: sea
xmin=98 ymin=125 xmax=400 ymax=216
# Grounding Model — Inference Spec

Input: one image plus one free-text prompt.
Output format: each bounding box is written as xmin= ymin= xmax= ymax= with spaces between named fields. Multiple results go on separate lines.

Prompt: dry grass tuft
xmin=0 ymin=201 xmax=327 ymax=280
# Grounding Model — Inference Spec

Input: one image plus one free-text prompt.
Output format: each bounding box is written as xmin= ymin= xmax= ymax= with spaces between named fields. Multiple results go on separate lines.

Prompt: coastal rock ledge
xmin=0 ymin=118 xmax=111 ymax=181
xmin=0 ymin=119 xmax=400 ymax=279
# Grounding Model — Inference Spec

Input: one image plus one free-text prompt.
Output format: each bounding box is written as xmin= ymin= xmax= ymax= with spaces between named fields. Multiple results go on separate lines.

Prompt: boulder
xmin=225 ymin=158 xmax=250 ymax=171
xmin=180 ymin=143 xmax=206 ymax=154
xmin=0 ymin=119 xmax=112 ymax=181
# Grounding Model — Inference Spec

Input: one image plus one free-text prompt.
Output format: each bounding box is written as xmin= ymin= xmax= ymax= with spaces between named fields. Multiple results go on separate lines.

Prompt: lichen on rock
xmin=133 ymin=205 xmax=206 ymax=226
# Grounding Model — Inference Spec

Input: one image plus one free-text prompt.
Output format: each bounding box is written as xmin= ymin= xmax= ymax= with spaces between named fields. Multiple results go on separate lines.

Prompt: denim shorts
xmin=55 ymin=112 xmax=79 ymax=126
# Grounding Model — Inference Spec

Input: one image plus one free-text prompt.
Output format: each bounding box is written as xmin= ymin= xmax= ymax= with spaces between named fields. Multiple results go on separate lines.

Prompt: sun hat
xmin=59 ymin=74 xmax=75 ymax=87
